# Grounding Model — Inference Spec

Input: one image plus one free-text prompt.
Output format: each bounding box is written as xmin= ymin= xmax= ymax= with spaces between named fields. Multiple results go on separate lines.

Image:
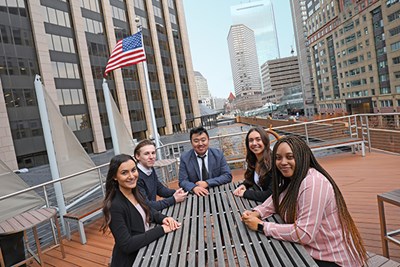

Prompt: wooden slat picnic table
xmin=0 ymin=207 xmax=65 ymax=266
xmin=133 ymin=183 xmax=317 ymax=267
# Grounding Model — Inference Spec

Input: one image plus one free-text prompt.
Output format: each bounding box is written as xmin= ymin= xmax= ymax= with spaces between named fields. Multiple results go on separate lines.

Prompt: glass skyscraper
xmin=230 ymin=0 xmax=280 ymax=65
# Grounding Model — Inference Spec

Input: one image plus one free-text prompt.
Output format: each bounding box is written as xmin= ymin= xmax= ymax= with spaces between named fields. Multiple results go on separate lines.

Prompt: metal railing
xmin=157 ymin=113 xmax=399 ymax=175
xmin=2 ymin=113 xmax=399 ymax=203
xmin=0 ymin=113 xmax=399 ymax=243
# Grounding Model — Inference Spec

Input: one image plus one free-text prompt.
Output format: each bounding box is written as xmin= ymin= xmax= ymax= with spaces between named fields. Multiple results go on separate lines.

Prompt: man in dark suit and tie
xmin=179 ymin=126 xmax=232 ymax=196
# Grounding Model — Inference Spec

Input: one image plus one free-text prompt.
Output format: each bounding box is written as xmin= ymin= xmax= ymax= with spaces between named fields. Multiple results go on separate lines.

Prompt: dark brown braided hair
xmin=100 ymin=154 xmax=150 ymax=234
xmin=271 ymin=136 xmax=367 ymax=266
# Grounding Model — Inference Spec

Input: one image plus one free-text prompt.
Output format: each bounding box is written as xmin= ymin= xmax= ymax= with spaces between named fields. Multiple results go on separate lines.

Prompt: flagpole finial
xmin=135 ymin=17 xmax=142 ymax=31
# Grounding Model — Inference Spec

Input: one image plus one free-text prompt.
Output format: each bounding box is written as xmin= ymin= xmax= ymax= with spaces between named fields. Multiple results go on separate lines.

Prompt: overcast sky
xmin=182 ymin=0 xmax=295 ymax=98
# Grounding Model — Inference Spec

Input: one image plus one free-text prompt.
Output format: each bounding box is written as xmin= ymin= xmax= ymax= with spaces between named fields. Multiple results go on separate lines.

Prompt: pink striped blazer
xmin=254 ymin=168 xmax=361 ymax=267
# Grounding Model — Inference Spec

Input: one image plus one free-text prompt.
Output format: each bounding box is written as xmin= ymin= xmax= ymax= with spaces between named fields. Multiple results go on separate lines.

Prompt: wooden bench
xmin=310 ymin=137 xmax=365 ymax=156
xmin=63 ymin=197 xmax=103 ymax=244
xmin=367 ymin=252 xmax=400 ymax=267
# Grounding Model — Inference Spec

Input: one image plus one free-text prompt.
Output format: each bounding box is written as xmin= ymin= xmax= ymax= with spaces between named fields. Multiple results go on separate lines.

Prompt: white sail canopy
xmin=0 ymin=160 xmax=45 ymax=222
xmin=44 ymin=89 xmax=101 ymax=203
xmin=109 ymin=90 xmax=136 ymax=156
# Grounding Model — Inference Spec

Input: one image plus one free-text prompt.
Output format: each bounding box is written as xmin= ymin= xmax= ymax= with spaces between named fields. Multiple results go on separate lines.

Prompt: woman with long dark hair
xmin=233 ymin=127 xmax=273 ymax=202
xmin=101 ymin=154 xmax=180 ymax=267
xmin=241 ymin=136 xmax=367 ymax=267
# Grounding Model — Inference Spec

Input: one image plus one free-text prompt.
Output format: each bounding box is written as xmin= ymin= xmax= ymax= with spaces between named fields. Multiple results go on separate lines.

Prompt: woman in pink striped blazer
xmin=242 ymin=136 xmax=367 ymax=267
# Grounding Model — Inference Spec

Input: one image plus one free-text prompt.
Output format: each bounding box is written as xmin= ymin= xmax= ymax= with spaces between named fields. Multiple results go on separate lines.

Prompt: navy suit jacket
xmin=178 ymin=147 xmax=232 ymax=192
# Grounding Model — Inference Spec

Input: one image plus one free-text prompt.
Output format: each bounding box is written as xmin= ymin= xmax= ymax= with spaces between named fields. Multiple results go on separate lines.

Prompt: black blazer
xmin=242 ymin=171 xmax=273 ymax=202
xmin=109 ymin=189 xmax=166 ymax=267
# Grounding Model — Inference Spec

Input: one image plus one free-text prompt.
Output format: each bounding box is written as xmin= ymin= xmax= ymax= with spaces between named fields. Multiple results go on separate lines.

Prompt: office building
xmin=213 ymin=97 xmax=227 ymax=110
xmin=290 ymin=0 xmax=316 ymax=117
xmin=0 ymin=0 xmax=199 ymax=169
xmin=230 ymin=0 xmax=280 ymax=65
xmin=194 ymin=71 xmax=212 ymax=109
xmin=305 ymin=0 xmax=400 ymax=115
xmin=261 ymin=56 xmax=301 ymax=105
xmin=227 ymin=24 xmax=263 ymax=111
xmin=194 ymin=71 xmax=210 ymax=99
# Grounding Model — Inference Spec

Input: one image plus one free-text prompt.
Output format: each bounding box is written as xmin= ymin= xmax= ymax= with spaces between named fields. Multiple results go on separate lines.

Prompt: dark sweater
xmin=242 ymin=171 xmax=273 ymax=202
xmin=137 ymin=168 xmax=176 ymax=211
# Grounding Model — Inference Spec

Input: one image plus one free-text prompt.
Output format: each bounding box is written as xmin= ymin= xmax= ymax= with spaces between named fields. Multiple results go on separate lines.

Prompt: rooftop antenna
xmin=291 ymin=34 xmax=296 ymax=56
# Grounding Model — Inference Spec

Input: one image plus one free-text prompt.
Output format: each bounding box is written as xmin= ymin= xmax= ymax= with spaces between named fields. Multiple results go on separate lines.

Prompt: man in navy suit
xmin=179 ymin=126 xmax=232 ymax=196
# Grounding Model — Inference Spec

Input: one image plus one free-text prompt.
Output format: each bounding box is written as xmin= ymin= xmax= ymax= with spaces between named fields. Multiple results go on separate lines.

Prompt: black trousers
xmin=314 ymin=259 xmax=340 ymax=267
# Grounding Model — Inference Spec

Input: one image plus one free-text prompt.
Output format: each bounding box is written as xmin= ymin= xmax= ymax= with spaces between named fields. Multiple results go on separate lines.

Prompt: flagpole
xmin=34 ymin=75 xmax=66 ymax=233
xmin=136 ymin=20 xmax=162 ymax=160
xmin=102 ymin=78 xmax=120 ymax=155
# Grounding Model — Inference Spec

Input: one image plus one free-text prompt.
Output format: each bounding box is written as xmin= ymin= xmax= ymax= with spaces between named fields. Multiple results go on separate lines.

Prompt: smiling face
xmin=275 ymin=142 xmax=295 ymax=178
xmin=191 ymin=132 xmax=209 ymax=156
xmin=248 ymin=131 xmax=265 ymax=158
xmin=135 ymin=144 xmax=156 ymax=169
xmin=114 ymin=159 xmax=139 ymax=193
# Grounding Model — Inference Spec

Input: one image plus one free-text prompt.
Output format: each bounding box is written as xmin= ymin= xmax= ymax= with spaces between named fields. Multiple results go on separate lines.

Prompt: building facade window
xmin=81 ymin=0 xmax=100 ymax=12
xmin=388 ymin=10 xmax=400 ymax=22
xmin=84 ymin=18 xmax=104 ymax=34
xmin=56 ymin=89 xmax=86 ymax=105
xmin=44 ymin=7 xmax=71 ymax=27
xmin=391 ymin=41 xmax=400 ymax=51
xmin=52 ymin=62 xmax=80 ymax=79
xmin=389 ymin=25 xmax=400 ymax=37
xmin=380 ymin=100 xmax=393 ymax=107
xmin=47 ymin=34 xmax=75 ymax=53
xmin=380 ymin=87 xmax=391 ymax=94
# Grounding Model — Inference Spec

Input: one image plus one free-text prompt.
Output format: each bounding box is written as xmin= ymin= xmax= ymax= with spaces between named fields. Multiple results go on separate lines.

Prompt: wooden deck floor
xmin=28 ymin=151 xmax=400 ymax=266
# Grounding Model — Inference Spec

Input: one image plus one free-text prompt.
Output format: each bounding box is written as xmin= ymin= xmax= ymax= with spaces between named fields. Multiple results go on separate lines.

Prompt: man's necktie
xmin=198 ymin=154 xmax=208 ymax=181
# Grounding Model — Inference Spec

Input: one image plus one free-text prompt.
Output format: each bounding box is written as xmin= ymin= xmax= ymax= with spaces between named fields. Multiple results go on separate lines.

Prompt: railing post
xmin=365 ymin=114 xmax=372 ymax=152
xmin=218 ymin=134 xmax=223 ymax=151
xmin=304 ymin=123 xmax=309 ymax=145
xmin=43 ymin=185 xmax=50 ymax=208
xmin=354 ymin=115 xmax=359 ymax=138
xmin=43 ymin=185 xmax=57 ymax=244
xmin=98 ymin=168 xmax=105 ymax=197
xmin=347 ymin=116 xmax=352 ymax=138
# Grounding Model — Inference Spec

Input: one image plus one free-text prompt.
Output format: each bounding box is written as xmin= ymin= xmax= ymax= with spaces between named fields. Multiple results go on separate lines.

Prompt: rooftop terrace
xmin=2 ymin=113 xmax=400 ymax=266
xmin=23 ymin=150 xmax=400 ymax=266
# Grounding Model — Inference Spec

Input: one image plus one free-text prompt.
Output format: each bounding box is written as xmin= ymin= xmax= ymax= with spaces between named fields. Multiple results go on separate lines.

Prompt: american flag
xmin=104 ymin=31 xmax=146 ymax=76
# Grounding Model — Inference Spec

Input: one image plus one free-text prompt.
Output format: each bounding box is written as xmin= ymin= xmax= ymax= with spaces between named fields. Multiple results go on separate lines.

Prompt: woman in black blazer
xmin=101 ymin=154 xmax=180 ymax=267
xmin=233 ymin=127 xmax=273 ymax=202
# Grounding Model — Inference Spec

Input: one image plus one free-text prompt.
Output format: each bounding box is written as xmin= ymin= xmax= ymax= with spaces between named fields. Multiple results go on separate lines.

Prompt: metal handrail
xmin=0 ymin=162 xmax=109 ymax=202
xmin=1 ymin=113 xmax=399 ymax=204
